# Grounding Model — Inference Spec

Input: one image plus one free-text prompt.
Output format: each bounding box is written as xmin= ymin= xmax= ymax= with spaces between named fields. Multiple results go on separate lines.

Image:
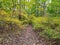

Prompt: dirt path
xmin=19 ymin=25 xmax=39 ymax=45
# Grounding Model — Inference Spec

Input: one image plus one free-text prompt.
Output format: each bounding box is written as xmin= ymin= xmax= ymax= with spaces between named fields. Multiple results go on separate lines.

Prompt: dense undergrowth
xmin=0 ymin=0 xmax=60 ymax=44
xmin=0 ymin=11 xmax=60 ymax=44
xmin=0 ymin=14 xmax=23 ymax=37
xmin=31 ymin=17 xmax=60 ymax=39
xmin=0 ymin=13 xmax=60 ymax=39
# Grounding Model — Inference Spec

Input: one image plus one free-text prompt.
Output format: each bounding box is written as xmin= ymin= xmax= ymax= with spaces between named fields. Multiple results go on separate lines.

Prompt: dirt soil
xmin=0 ymin=25 xmax=57 ymax=45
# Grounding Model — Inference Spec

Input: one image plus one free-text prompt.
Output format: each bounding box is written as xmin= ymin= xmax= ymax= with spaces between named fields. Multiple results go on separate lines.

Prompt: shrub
xmin=31 ymin=17 xmax=48 ymax=29
xmin=31 ymin=17 xmax=60 ymax=39
xmin=0 ymin=17 xmax=23 ymax=37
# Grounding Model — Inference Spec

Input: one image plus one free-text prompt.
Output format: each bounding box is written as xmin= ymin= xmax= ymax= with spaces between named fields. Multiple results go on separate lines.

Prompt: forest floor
xmin=0 ymin=25 xmax=51 ymax=45
xmin=19 ymin=25 xmax=39 ymax=45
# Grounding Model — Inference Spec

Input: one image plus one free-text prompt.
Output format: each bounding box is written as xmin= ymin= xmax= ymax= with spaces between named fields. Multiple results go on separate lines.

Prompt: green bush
xmin=31 ymin=17 xmax=60 ymax=39
xmin=0 ymin=16 xmax=23 ymax=36
xmin=31 ymin=17 xmax=49 ymax=29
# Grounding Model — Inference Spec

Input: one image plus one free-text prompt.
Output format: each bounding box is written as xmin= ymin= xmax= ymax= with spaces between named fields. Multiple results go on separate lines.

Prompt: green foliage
xmin=0 ymin=17 xmax=22 ymax=28
xmin=31 ymin=17 xmax=48 ymax=29
xmin=47 ymin=0 xmax=60 ymax=17
xmin=40 ymin=29 xmax=60 ymax=39
xmin=31 ymin=17 xmax=60 ymax=39
xmin=0 ymin=0 xmax=60 ymax=40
